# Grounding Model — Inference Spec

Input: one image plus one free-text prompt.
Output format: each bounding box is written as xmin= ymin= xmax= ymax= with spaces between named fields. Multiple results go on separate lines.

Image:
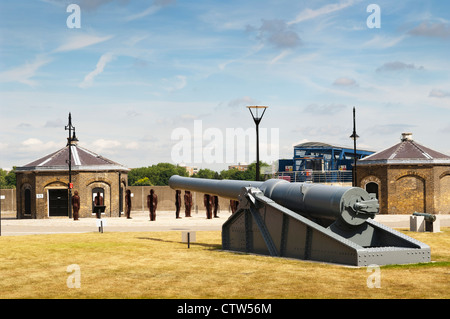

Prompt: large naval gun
xmin=169 ymin=175 xmax=430 ymax=266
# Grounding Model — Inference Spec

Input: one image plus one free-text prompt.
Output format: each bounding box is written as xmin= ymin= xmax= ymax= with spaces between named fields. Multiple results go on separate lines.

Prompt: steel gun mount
xmin=169 ymin=175 xmax=430 ymax=266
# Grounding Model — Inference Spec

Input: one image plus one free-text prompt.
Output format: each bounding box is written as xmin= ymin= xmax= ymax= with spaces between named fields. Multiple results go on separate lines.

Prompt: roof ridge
xmin=410 ymin=140 xmax=433 ymax=160
xmin=388 ymin=142 xmax=404 ymax=160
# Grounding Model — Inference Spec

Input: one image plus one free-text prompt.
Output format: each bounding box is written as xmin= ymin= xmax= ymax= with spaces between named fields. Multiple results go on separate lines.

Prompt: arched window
xmin=366 ymin=182 xmax=379 ymax=200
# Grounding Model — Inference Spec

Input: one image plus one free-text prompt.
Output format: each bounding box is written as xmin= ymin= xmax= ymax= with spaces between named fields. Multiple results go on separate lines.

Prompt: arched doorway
xmin=24 ymin=188 xmax=32 ymax=216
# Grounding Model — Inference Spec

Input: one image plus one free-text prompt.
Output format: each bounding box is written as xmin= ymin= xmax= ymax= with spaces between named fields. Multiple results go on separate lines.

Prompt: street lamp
xmin=349 ymin=107 xmax=359 ymax=187
xmin=247 ymin=105 xmax=268 ymax=181
xmin=65 ymin=112 xmax=76 ymax=219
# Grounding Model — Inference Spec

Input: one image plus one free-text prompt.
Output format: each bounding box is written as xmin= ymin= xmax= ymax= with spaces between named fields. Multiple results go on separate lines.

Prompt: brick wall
xmin=357 ymin=164 xmax=450 ymax=215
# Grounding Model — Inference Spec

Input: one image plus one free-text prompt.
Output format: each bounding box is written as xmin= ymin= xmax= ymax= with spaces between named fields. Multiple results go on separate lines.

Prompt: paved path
xmin=0 ymin=211 xmax=449 ymax=236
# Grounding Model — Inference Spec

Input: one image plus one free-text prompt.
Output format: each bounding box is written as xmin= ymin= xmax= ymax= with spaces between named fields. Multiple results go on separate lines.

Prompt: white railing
xmin=275 ymin=170 xmax=353 ymax=184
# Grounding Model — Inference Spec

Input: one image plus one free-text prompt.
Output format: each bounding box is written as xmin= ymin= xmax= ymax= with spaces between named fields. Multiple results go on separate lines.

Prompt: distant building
xmin=15 ymin=136 xmax=129 ymax=219
xmin=276 ymin=142 xmax=374 ymax=183
xmin=357 ymin=133 xmax=450 ymax=215
xmin=228 ymin=163 xmax=249 ymax=171
xmin=293 ymin=142 xmax=374 ymax=171
xmin=177 ymin=164 xmax=199 ymax=176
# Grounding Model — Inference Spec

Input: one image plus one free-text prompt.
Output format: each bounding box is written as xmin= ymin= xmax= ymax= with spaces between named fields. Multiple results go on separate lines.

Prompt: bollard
xmin=182 ymin=231 xmax=196 ymax=248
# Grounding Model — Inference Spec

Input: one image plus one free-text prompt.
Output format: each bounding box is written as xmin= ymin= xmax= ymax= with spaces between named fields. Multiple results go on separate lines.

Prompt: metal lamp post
xmin=349 ymin=107 xmax=359 ymax=187
xmin=65 ymin=113 xmax=77 ymax=219
xmin=247 ymin=105 xmax=268 ymax=181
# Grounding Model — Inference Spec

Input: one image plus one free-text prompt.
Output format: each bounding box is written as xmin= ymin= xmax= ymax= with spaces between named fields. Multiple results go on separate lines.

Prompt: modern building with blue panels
xmin=293 ymin=142 xmax=374 ymax=172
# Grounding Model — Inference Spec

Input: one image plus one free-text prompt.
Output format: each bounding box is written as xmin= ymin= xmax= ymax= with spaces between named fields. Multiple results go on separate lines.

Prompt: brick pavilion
xmin=356 ymin=133 xmax=450 ymax=215
xmin=15 ymin=133 xmax=129 ymax=219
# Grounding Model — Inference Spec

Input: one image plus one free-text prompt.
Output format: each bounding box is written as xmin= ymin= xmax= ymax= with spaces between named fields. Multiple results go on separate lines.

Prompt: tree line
xmin=0 ymin=167 xmax=16 ymax=189
xmin=128 ymin=162 xmax=270 ymax=186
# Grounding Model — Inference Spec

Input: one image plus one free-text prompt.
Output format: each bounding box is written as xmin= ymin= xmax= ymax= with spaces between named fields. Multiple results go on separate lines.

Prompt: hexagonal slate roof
xmin=358 ymin=133 xmax=450 ymax=165
xmin=16 ymin=142 xmax=129 ymax=172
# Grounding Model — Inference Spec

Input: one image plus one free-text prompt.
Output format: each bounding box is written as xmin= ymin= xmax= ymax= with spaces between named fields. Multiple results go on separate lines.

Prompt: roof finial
xmin=401 ymin=132 xmax=413 ymax=142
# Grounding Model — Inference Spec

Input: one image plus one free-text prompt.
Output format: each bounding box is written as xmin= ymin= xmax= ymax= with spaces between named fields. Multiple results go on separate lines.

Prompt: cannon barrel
xmin=413 ymin=212 xmax=436 ymax=222
xmin=169 ymin=175 xmax=379 ymax=227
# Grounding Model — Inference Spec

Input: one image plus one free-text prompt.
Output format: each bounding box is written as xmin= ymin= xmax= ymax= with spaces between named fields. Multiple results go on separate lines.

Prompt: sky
xmin=1 ymin=0 xmax=450 ymax=172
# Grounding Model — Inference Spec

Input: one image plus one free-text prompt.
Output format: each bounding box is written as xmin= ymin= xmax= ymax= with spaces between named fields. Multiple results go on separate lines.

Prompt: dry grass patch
xmin=0 ymin=229 xmax=448 ymax=299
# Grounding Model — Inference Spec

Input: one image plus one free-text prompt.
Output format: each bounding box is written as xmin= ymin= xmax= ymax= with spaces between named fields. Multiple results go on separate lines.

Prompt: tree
xmin=134 ymin=177 xmax=152 ymax=186
xmin=128 ymin=163 xmax=189 ymax=186
xmin=192 ymin=168 xmax=217 ymax=179
xmin=0 ymin=167 xmax=16 ymax=189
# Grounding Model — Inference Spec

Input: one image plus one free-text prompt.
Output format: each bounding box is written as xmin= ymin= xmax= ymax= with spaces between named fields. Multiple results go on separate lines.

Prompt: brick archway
xmin=391 ymin=174 xmax=425 ymax=214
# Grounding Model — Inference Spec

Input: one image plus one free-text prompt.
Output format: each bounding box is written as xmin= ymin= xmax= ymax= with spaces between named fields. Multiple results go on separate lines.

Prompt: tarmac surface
xmin=0 ymin=211 xmax=449 ymax=236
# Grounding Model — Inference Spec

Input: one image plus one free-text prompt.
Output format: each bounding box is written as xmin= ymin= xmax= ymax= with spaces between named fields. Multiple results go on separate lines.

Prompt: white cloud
xmin=429 ymin=89 xmax=450 ymax=98
xmin=79 ymin=53 xmax=114 ymax=88
xmin=20 ymin=138 xmax=59 ymax=152
xmin=362 ymin=35 xmax=406 ymax=49
xmin=333 ymin=77 xmax=357 ymax=87
xmin=124 ymin=0 xmax=175 ymax=21
xmin=0 ymin=55 xmax=51 ymax=86
xmin=89 ymin=139 xmax=122 ymax=154
xmin=376 ymin=61 xmax=424 ymax=72
xmin=54 ymin=34 xmax=114 ymax=52
xmin=227 ymin=96 xmax=260 ymax=108
xmin=288 ymin=0 xmax=359 ymax=25
xmin=125 ymin=141 xmax=139 ymax=150
xmin=408 ymin=22 xmax=450 ymax=38
xmin=163 ymin=75 xmax=187 ymax=92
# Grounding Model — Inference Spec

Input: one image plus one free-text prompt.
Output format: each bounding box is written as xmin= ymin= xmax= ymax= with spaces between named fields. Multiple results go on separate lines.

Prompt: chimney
xmin=401 ymin=132 xmax=413 ymax=142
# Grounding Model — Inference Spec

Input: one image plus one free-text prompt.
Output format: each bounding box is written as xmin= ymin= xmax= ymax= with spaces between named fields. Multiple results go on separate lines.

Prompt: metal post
xmin=187 ymin=232 xmax=190 ymax=248
xmin=65 ymin=113 xmax=75 ymax=219
xmin=256 ymin=122 xmax=260 ymax=181
xmin=247 ymin=106 xmax=268 ymax=181
xmin=350 ymin=107 xmax=359 ymax=187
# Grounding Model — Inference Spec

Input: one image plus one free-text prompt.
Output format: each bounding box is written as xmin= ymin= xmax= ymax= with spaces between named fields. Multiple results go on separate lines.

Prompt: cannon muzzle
xmin=169 ymin=175 xmax=378 ymax=227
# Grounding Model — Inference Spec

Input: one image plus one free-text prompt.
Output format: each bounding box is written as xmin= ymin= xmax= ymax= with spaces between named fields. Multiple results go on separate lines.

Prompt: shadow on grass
xmin=136 ymin=236 xmax=222 ymax=250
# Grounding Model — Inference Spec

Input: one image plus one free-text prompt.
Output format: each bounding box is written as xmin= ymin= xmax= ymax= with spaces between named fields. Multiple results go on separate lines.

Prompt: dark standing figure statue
xmin=125 ymin=189 xmax=132 ymax=219
xmin=147 ymin=189 xmax=158 ymax=221
xmin=94 ymin=192 xmax=104 ymax=219
xmin=175 ymin=190 xmax=182 ymax=219
xmin=72 ymin=190 xmax=80 ymax=220
xmin=184 ymin=191 xmax=192 ymax=217
xmin=212 ymin=195 xmax=219 ymax=218
xmin=204 ymin=194 xmax=212 ymax=219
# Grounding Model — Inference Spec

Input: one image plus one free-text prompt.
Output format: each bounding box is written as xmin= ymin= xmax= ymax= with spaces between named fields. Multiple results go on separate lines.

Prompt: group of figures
xmin=175 ymin=190 xmax=193 ymax=218
xmin=71 ymin=190 xmax=109 ymax=220
xmin=70 ymin=189 xmax=240 ymax=221
xmin=202 ymin=194 xmax=219 ymax=219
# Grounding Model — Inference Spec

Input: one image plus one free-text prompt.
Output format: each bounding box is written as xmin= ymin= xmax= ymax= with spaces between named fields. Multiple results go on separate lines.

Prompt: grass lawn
xmin=0 ymin=228 xmax=449 ymax=299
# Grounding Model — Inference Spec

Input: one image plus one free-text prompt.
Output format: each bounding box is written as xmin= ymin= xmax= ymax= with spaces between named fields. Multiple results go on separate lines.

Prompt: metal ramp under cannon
xmin=222 ymin=188 xmax=430 ymax=267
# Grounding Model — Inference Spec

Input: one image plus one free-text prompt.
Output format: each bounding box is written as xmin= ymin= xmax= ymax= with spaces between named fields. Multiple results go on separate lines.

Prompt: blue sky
xmin=1 ymin=0 xmax=450 ymax=171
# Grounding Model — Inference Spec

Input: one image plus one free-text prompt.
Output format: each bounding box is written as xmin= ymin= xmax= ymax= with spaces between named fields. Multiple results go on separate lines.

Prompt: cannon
xmin=169 ymin=175 xmax=431 ymax=266
xmin=411 ymin=212 xmax=439 ymax=232
xmin=412 ymin=212 xmax=436 ymax=223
